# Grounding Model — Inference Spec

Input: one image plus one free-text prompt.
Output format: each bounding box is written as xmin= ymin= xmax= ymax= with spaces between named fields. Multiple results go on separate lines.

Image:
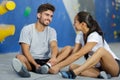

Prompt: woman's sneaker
xmin=12 ymin=58 xmax=31 ymax=77
xmin=99 ymin=71 xmax=111 ymax=79
xmin=59 ymin=71 xmax=76 ymax=79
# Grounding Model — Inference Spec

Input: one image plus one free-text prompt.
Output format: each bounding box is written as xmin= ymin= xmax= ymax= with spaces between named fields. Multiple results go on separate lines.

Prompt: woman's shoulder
xmin=89 ymin=31 xmax=99 ymax=36
xmin=76 ymin=31 xmax=83 ymax=37
xmin=88 ymin=32 xmax=101 ymax=39
xmin=78 ymin=31 xmax=83 ymax=35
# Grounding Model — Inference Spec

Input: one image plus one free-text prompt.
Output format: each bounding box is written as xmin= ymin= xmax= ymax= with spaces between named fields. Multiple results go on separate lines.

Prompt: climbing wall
xmin=0 ymin=0 xmax=120 ymax=53
xmin=0 ymin=0 xmax=76 ymax=53
xmin=95 ymin=0 xmax=120 ymax=42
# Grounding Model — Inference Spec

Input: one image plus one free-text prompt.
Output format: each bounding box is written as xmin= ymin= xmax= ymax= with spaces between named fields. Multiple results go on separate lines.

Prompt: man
xmin=12 ymin=3 xmax=72 ymax=77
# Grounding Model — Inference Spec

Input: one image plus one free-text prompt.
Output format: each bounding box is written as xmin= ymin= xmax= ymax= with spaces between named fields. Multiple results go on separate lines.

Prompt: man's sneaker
xmin=12 ymin=58 xmax=31 ymax=77
xmin=36 ymin=63 xmax=51 ymax=74
xmin=35 ymin=67 xmax=42 ymax=73
xmin=107 ymin=74 xmax=112 ymax=79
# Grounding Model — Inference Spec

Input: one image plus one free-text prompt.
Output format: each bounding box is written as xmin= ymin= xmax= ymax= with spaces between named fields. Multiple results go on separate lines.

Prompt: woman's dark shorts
xmin=30 ymin=59 xmax=50 ymax=72
xmin=115 ymin=59 xmax=120 ymax=76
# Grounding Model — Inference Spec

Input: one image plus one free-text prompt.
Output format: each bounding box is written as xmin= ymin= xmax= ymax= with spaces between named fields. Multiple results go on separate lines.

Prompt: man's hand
xmin=35 ymin=64 xmax=41 ymax=70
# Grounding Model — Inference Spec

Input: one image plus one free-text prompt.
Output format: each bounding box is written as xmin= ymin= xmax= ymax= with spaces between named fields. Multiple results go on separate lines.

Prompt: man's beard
xmin=39 ymin=19 xmax=49 ymax=26
xmin=41 ymin=22 xmax=49 ymax=26
xmin=39 ymin=21 xmax=49 ymax=26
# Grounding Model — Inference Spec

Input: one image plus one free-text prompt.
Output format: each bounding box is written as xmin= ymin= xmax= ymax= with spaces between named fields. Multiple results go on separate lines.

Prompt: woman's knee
xmin=97 ymin=47 xmax=105 ymax=52
xmin=69 ymin=64 xmax=74 ymax=70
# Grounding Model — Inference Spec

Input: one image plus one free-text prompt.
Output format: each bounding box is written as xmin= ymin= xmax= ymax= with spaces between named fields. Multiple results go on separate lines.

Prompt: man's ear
xmin=37 ymin=13 xmax=41 ymax=18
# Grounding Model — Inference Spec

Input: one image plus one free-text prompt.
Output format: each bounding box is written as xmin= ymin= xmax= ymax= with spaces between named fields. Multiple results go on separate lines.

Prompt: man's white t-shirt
xmin=19 ymin=23 xmax=57 ymax=59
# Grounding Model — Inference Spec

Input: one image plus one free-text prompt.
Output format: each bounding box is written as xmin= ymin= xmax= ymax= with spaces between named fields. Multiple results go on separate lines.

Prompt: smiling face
xmin=37 ymin=10 xmax=53 ymax=26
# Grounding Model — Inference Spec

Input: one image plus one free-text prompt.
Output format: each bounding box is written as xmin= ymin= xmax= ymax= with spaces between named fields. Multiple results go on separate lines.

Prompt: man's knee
xmin=16 ymin=54 xmax=26 ymax=60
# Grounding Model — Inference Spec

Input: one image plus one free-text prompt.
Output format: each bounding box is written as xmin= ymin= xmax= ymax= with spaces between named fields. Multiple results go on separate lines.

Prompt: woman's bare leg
xmin=49 ymin=46 xmax=72 ymax=73
xmin=69 ymin=64 xmax=100 ymax=78
xmin=73 ymin=47 xmax=119 ymax=77
xmin=56 ymin=46 xmax=72 ymax=64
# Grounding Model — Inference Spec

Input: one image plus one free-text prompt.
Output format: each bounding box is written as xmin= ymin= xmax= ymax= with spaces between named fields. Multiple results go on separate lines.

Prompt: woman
xmin=50 ymin=11 xmax=120 ymax=79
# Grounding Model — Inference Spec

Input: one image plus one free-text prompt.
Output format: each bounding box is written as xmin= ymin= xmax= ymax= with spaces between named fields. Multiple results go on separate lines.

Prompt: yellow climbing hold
xmin=0 ymin=1 xmax=16 ymax=15
xmin=0 ymin=24 xmax=15 ymax=42
xmin=6 ymin=1 xmax=16 ymax=11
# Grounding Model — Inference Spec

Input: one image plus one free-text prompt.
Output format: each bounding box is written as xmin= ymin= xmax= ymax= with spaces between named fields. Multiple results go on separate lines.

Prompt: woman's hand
xmin=48 ymin=57 xmax=57 ymax=66
xmin=49 ymin=65 xmax=60 ymax=74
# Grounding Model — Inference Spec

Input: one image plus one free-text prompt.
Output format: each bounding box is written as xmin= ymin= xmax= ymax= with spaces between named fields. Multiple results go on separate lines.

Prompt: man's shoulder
xmin=47 ymin=26 xmax=56 ymax=31
xmin=20 ymin=23 xmax=35 ymax=34
xmin=22 ymin=23 xmax=35 ymax=30
xmin=24 ymin=23 xmax=35 ymax=28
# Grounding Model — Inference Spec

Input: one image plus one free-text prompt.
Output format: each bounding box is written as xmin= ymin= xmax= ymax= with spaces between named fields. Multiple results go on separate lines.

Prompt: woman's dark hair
xmin=37 ymin=3 xmax=55 ymax=13
xmin=77 ymin=11 xmax=104 ymax=59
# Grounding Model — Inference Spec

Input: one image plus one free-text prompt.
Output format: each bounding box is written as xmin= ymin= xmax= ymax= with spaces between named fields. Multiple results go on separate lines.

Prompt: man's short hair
xmin=37 ymin=3 xmax=55 ymax=13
